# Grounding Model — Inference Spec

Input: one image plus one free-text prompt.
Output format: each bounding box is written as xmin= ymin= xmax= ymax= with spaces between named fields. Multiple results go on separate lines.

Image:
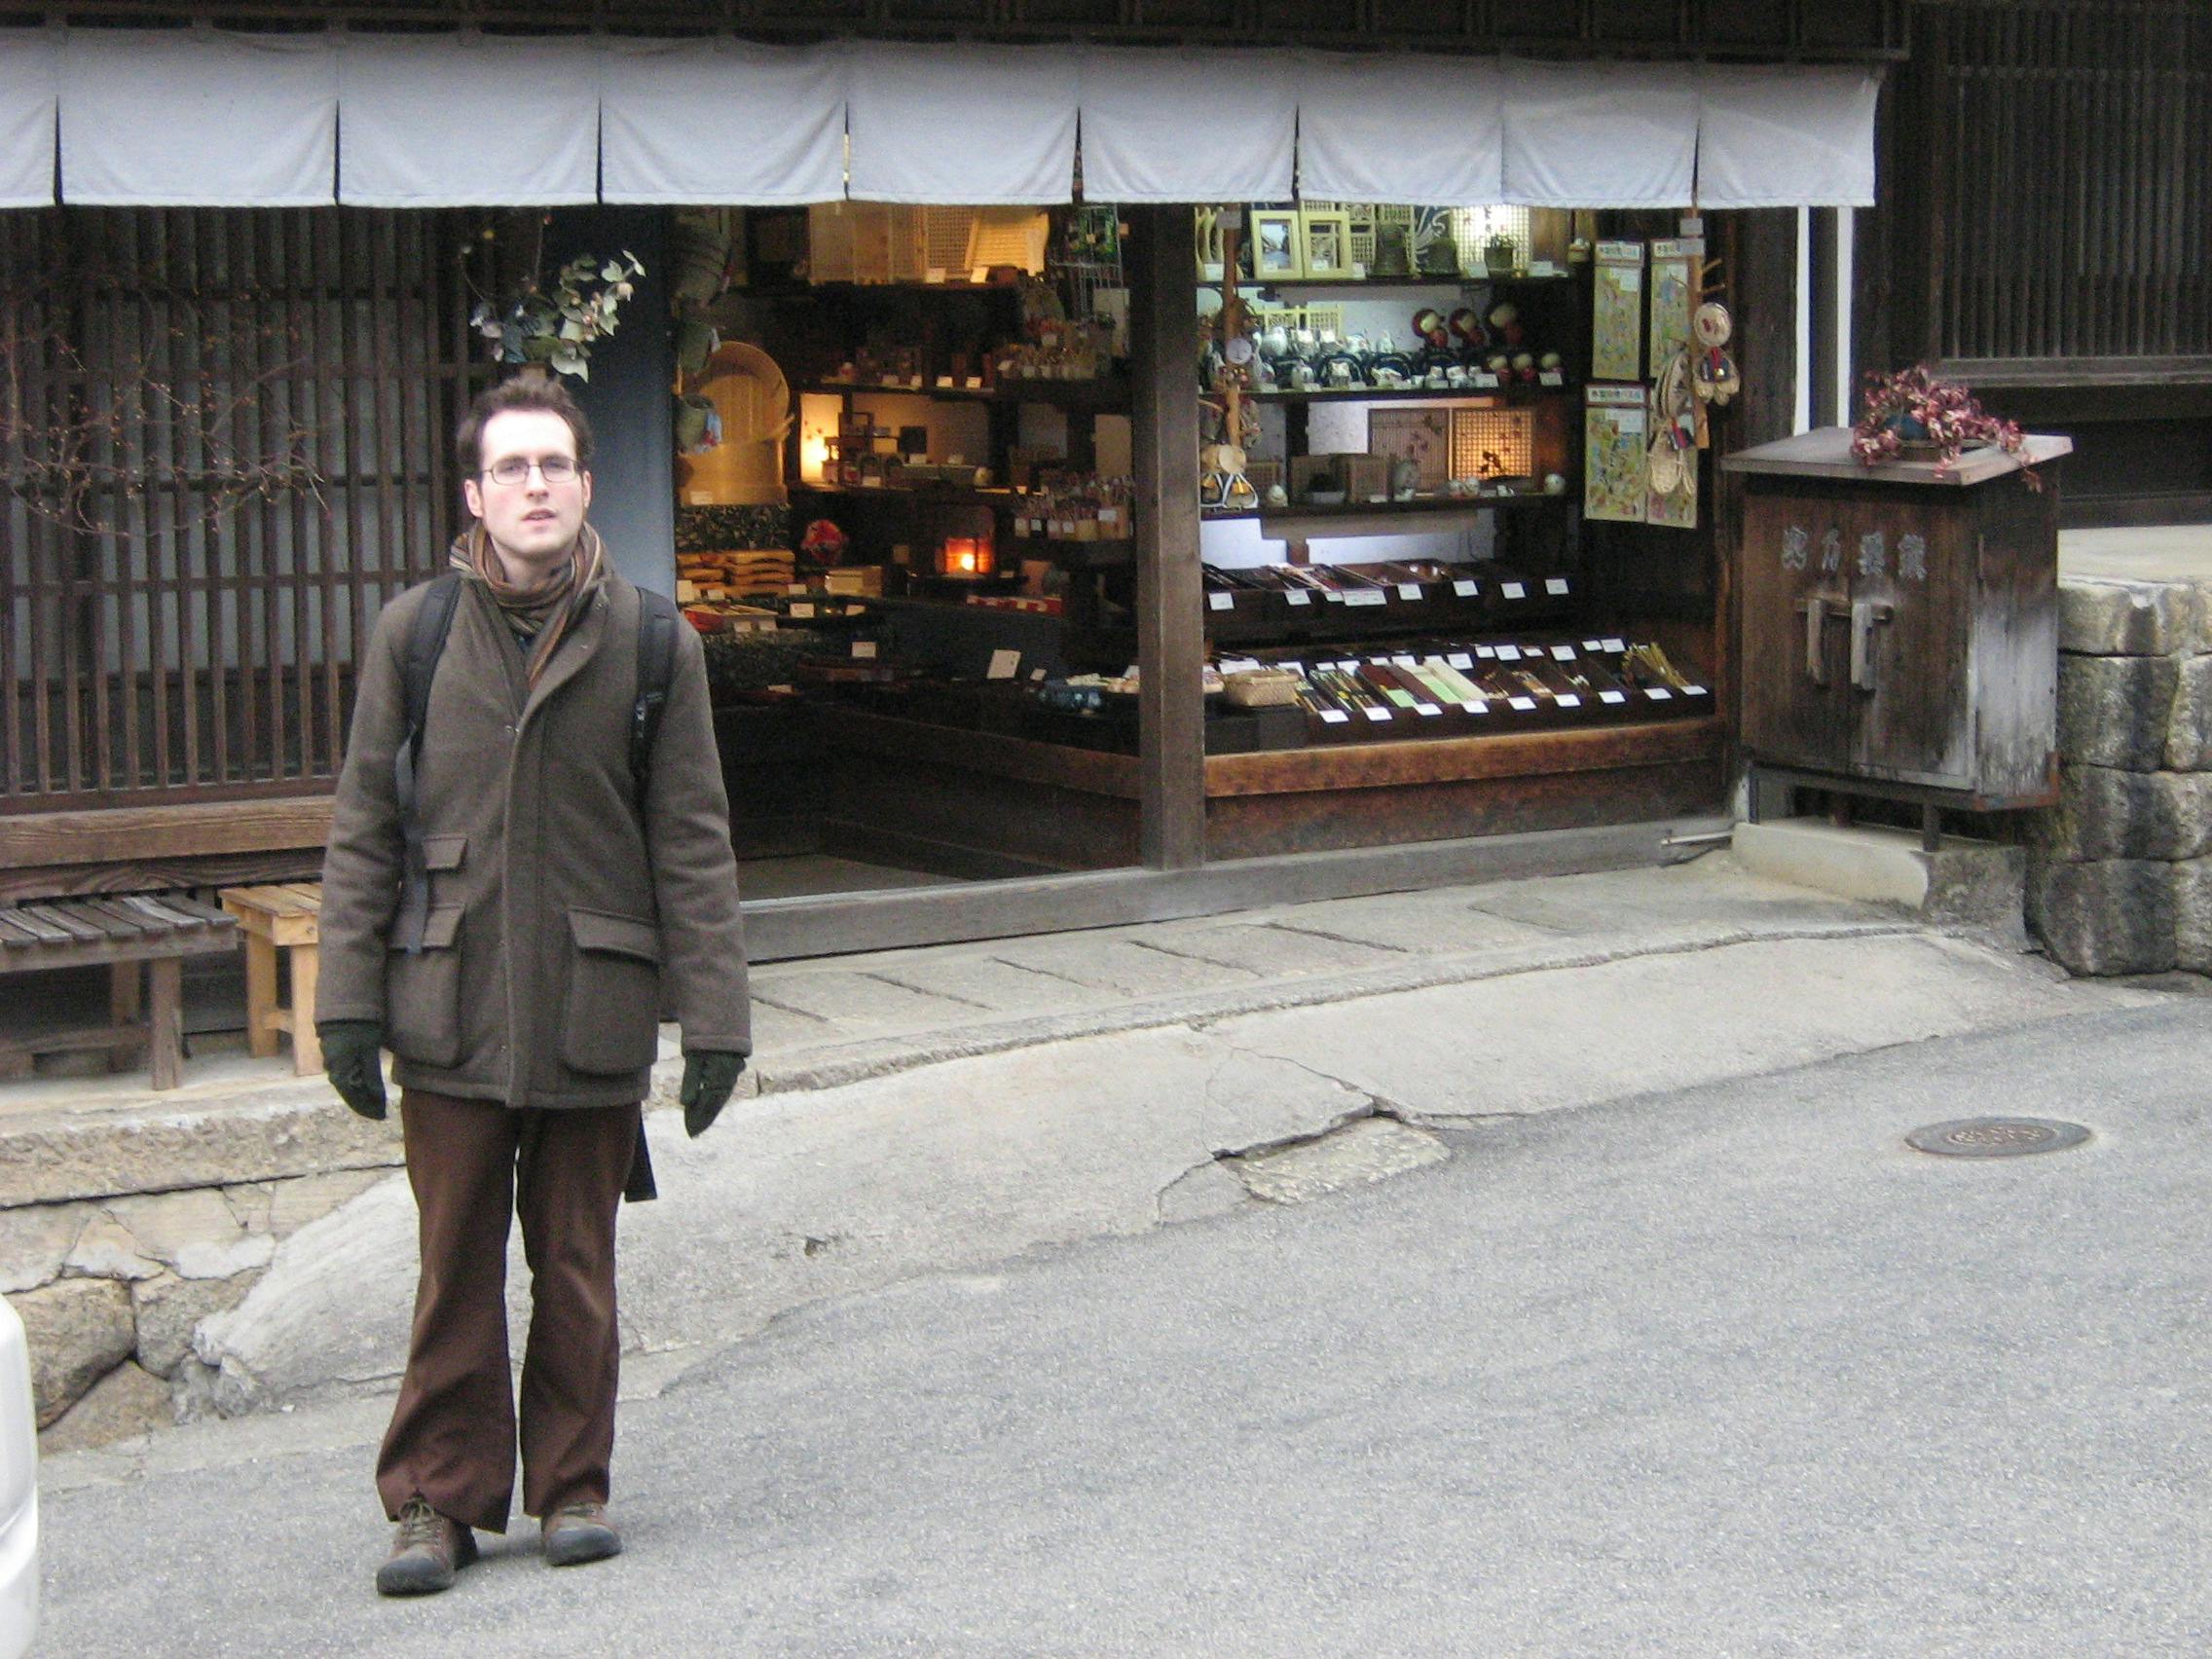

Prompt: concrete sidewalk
xmin=21 ymin=850 xmax=2162 ymax=1471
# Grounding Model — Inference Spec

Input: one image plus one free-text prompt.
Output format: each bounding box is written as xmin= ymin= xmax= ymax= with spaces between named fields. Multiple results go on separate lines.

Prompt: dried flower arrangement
xmin=1851 ymin=363 xmax=2041 ymax=488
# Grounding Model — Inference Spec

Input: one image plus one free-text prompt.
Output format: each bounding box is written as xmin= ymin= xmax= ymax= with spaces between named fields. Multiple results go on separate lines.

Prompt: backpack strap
xmin=630 ymin=586 xmax=681 ymax=805
xmin=391 ymin=572 xmax=464 ymax=956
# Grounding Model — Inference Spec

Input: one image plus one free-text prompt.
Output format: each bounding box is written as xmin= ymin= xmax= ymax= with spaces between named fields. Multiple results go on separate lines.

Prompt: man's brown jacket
xmin=316 ymin=568 xmax=750 ymax=1109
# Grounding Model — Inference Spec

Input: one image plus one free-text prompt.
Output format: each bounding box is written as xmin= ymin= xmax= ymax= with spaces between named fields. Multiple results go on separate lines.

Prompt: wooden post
xmin=1128 ymin=204 xmax=1205 ymax=870
xmin=108 ymin=960 xmax=142 ymax=1072
xmin=147 ymin=956 xmax=183 ymax=1090
xmin=242 ymin=930 xmax=280 ymax=1059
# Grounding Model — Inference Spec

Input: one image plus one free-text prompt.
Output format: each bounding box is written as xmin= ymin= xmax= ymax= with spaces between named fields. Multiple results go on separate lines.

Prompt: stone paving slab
xmin=986 ymin=934 xmax=1263 ymax=999
xmin=855 ymin=953 xmax=1105 ymax=1016
xmin=1128 ymin=919 xmax=1413 ymax=977
xmin=746 ymin=969 xmax=996 ymax=1034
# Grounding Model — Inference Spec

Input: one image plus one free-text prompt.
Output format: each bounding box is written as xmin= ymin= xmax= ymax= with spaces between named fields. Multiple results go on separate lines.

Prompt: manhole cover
xmin=1906 ymin=1117 xmax=2091 ymax=1159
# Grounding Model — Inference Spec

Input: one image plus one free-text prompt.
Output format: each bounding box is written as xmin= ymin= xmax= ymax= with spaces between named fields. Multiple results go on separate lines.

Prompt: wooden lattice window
xmin=1 ymin=207 xmax=482 ymax=811
xmin=1931 ymin=0 xmax=2212 ymax=368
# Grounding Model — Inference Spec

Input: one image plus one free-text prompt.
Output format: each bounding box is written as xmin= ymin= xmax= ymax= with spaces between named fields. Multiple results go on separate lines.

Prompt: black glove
xmin=319 ymin=1020 xmax=388 ymax=1122
xmin=680 ymin=1051 xmax=747 ymax=1138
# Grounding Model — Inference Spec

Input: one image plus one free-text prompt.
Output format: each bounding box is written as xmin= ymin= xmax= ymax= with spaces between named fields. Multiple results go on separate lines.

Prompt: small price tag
xmin=1207 ymin=592 xmax=1235 ymax=611
xmin=1397 ymin=583 xmax=1422 ymax=602
xmin=1319 ymin=710 xmax=1350 ymax=724
xmin=790 ymin=602 xmax=816 ymax=618
xmin=935 ymin=375 xmax=954 ymax=388
xmin=1508 ymin=695 xmax=1537 ymax=712
xmin=1345 ymin=590 xmax=1387 ymax=608
xmin=1414 ymin=702 xmax=1442 ymax=717
xmin=1453 ymin=578 xmax=1479 ymax=598
xmin=1391 ymin=655 xmax=1419 ymax=669
xmin=1364 ymin=706 xmax=1394 ymax=722
xmin=1556 ymin=693 xmax=1581 ymax=709
xmin=1545 ymin=577 xmax=1570 ymax=596
xmin=1030 ymin=666 xmax=1049 ymax=682
xmin=1447 ymin=653 xmax=1474 ymax=671
xmin=1325 ymin=590 xmax=1346 ymax=603
xmin=1496 ymin=645 xmax=1522 ymax=662
xmin=1602 ymin=637 xmax=1626 ymax=653
xmin=970 ymin=265 xmax=990 ymax=285
xmin=1682 ymin=684 xmax=1708 ymax=697
xmin=965 ymin=376 xmax=984 ymax=389
xmin=926 ymin=268 xmax=948 ymax=285
xmin=861 ymin=476 xmax=883 ymax=489
xmin=987 ymin=648 xmax=1021 ymax=681
xmin=1501 ymin=581 xmax=1528 ymax=601
xmin=1600 ymin=690 xmax=1627 ymax=705
xmin=1552 ymin=645 xmax=1576 ymax=662
xmin=1471 ymin=372 xmax=1501 ymax=388
xmin=851 ymin=641 xmax=877 ymax=659
xmin=1539 ymin=370 xmax=1565 ymax=387
xmin=1645 ymin=686 xmax=1674 ymax=701
xmin=1286 ymin=589 xmax=1312 ymax=608
xmin=879 ymin=376 xmax=902 ymax=388
xmin=1462 ymin=699 xmax=1488 ymax=715
xmin=1475 ymin=645 xmax=1496 ymax=659
xmin=1582 ymin=640 xmax=1604 ymax=652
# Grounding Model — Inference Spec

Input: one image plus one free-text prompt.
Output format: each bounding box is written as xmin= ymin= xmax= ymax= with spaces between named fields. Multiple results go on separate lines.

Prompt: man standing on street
xmin=315 ymin=376 xmax=751 ymax=1596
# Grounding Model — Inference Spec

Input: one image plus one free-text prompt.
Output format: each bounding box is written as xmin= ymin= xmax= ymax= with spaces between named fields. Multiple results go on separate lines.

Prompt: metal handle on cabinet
xmin=1850 ymin=600 xmax=1895 ymax=691
xmin=1796 ymin=597 xmax=1830 ymax=685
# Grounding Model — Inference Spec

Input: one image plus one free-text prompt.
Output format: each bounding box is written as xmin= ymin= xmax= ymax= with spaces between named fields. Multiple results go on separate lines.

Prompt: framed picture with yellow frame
xmin=1250 ymin=207 xmax=1304 ymax=280
xmin=1299 ymin=208 xmax=1353 ymax=279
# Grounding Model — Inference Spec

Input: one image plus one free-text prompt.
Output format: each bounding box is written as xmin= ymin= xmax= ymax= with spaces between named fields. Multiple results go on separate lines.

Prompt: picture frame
xmin=1299 ymin=209 xmax=1353 ymax=279
xmin=1250 ymin=208 xmax=1304 ymax=280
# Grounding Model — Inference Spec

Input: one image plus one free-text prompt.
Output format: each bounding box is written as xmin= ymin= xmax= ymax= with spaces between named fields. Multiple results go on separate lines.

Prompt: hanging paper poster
xmin=1593 ymin=241 xmax=1645 ymax=383
xmin=1585 ymin=386 xmax=1648 ymax=524
xmin=1647 ymin=239 xmax=1702 ymax=380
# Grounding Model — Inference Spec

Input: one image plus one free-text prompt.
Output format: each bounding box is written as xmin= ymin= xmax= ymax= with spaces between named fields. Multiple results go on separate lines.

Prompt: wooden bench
xmin=218 ymin=883 xmax=324 ymax=1075
xmin=0 ymin=895 xmax=240 ymax=1089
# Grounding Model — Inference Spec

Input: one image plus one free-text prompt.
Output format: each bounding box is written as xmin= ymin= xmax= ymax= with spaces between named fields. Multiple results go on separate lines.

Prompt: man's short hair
xmin=455 ymin=375 xmax=596 ymax=477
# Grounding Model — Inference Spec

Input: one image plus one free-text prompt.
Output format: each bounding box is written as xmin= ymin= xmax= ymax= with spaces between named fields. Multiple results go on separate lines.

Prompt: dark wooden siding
xmin=1 ymin=208 xmax=478 ymax=812
xmin=1925 ymin=0 xmax=2212 ymax=379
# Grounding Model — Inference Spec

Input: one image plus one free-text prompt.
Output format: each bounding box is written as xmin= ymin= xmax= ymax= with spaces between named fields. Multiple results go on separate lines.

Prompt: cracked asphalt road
xmin=38 ymin=995 xmax=2212 ymax=1656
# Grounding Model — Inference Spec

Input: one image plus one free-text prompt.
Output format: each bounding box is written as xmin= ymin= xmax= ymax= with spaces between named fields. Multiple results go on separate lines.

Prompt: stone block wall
xmin=1 ymin=1096 xmax=400 ymax=1449
xmin=2025 ymin=575 xmax=2212 ymax=975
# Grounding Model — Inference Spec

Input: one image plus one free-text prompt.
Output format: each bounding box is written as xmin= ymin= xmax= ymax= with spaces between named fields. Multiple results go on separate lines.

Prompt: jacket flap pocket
xmin=422 ymin=834 xmax=466 ymax=871
xmin=390 ymin=903 xmax=461 ymax=951
xmin=570 ymin=908 xmax=659 ymax=964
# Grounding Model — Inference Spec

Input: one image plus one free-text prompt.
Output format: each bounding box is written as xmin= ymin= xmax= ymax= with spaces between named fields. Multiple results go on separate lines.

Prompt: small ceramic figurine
xmin=1487 ymin=301 xmax=1524 ymax=347
xmin=1511 ymin=350 xmax=1536 ymax=384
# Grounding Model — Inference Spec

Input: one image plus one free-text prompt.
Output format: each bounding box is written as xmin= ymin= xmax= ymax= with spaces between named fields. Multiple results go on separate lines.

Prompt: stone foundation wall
xmin=1 ymin=1093 xmax=400 ymax=1449
xmin=2026 ymin=574 xmax=2212 ymax=975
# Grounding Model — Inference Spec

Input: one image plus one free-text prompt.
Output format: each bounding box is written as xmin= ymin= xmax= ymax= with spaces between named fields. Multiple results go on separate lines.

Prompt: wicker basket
xmin=1222 ymin=667 xmax=1305 ymax=709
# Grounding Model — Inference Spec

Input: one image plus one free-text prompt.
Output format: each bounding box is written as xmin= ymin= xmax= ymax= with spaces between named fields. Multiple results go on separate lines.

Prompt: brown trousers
xmin=375 ymin=1088 xmax=640 ymax=1534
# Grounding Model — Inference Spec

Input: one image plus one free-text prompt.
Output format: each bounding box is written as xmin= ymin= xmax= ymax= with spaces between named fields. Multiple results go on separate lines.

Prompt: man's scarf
xmin=449 ymin=521 xmax=608 ymax=687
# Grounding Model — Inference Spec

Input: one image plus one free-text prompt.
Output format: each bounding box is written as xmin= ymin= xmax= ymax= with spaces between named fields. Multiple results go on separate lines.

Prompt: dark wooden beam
xmin=1128 ymin=204 xmax=1205 ymax=871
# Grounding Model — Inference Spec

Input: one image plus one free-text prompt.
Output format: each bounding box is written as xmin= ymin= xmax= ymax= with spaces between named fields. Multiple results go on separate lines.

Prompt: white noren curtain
xmin=62 ymin=29 xmax=336 ymax=206
xmin=1078 ymin=47 xmax=1296 ymax=204
xmin=1295 ymin=53 xmax=1504 ymax=205
xmin=1502 ymin=59 xmax=1698 ymax=208
xmin=339 ymin=34 xmax=599 ymax=207
xmin=602 ymin=39 xmax=846 ymax=206
xmin=847 ymin=43 xmax=1077 ymax=204
xmin=1697 ymin=65 xmax=1880 ymax=209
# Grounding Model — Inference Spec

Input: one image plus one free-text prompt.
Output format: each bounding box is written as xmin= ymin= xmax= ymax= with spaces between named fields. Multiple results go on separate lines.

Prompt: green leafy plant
xmin=468 ymin=243 xmax=643 ymax=383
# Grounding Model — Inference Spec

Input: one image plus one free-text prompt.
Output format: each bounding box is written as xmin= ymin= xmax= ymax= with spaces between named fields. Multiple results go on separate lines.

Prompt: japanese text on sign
xmin=1820 ymin=528 xmax=1843 ymax=573
xmin=1782 ymin=526 xmax=1809 ymax=571
xmin=1899 ymin=534 xmax=1928 ymax=582
xmin=1858 ymin=531 xmax=1886 ymax=578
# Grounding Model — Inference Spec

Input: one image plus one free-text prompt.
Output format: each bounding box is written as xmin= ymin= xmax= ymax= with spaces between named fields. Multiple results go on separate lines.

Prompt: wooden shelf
xmin=1247 ymin=382 xmax=1574 ymax=404
xmin=1204 ymin=716 xmax=1724 ymax=797
xmin=1209 ymin=274 xmax=1576 ymax=291
xmin=797 ymin=376 xmax=1129 ymax=409
xmin=1202 ymin=492 xmax=1568 ymax=525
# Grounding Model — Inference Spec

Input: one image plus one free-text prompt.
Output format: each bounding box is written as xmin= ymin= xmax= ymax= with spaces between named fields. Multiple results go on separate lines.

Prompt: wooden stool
xmin=219 ymin=883 xmax=325 ymax=1075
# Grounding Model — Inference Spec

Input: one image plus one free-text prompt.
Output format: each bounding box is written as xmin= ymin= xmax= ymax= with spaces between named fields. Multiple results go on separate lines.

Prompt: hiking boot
xmin=376 ymin=1495 xmax=478 ymax=1596
xmin=542 ymin=1502 xmax=622 ymax=1567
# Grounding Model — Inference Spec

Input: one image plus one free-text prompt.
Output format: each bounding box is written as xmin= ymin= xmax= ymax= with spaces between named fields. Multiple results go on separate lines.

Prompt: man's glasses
xmin=482 ymin=456 xmax=579 ymax=486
